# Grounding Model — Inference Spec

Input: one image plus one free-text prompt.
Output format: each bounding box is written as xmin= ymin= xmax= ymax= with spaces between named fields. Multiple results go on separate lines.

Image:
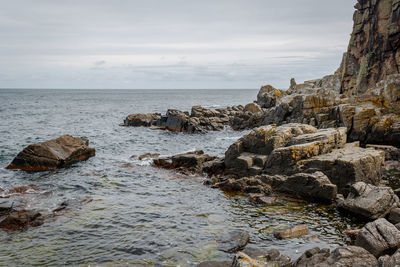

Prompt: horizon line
xmin=0 ymin=87 xmax=261 ymax=90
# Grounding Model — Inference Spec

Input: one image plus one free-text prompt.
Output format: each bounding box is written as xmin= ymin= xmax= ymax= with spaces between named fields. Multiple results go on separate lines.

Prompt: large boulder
xmin=123 ymin=113 xmax=161 ymax=126
xmin=338 ymin=182 xmax=399 ymax=220
xmin=301 ymin=143 xmax=385 ymax=192
xmin=277 ymin=172 xmax=337 ymax=202
xmin=244 ymin=103 xmax=262 ymax=113
xmin=6 ymin=135 xmax=95 ymax=172
xmin=256 ymin=85 xmax=286 ymax=108
xmin=355 ymin=218 xmax=400 ymax=257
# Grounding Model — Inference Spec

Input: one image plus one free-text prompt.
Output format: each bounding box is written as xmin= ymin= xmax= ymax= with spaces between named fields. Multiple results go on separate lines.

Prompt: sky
xmin=0 ymin=0 xmax=357 ymax=89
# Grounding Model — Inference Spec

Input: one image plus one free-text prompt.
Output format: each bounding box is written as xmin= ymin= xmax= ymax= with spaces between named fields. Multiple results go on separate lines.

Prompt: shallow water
xmin=0 ymin=89 xmax=360 ymax=266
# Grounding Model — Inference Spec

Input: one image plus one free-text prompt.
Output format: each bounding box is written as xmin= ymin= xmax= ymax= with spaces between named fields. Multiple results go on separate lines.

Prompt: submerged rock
xmin=6 ymin=135 xmax=95 ymax=172
xmin=216 ymin=230 xmax=250 ymax=253
xmin=338 ymin=182 xmax=399 ymax=220
xmin=355 ymin=218 xmax=400 ymax=257
xmin=0 ymin=210 xmax=43 ymax=230
xmin=273 ymin=224 xmax=309 ymax=239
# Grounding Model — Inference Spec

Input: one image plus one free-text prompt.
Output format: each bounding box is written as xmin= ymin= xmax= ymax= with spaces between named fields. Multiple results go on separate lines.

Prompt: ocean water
xmin=0 ymin=89 xmax=358 ymax=266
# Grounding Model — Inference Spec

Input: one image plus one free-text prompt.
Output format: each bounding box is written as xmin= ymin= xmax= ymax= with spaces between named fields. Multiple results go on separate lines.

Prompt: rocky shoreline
xmin=3 ymin=0 xmax=400 ymax=266
xmin=127 ymin=0 xmax=400 ymax=265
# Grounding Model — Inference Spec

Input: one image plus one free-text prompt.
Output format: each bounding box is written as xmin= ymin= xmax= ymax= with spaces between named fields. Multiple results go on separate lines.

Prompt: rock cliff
xmin=340 ymin=0 xmax=400 ymax=95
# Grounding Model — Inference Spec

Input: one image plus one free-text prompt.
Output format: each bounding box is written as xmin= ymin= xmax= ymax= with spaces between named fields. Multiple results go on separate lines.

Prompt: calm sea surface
xmin=0 ymin=89 xmax=357 ymax=266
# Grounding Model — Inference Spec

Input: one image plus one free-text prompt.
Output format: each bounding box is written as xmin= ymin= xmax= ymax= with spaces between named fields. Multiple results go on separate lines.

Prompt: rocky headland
xmin=126 ymin=0 xmax=400 ymax=265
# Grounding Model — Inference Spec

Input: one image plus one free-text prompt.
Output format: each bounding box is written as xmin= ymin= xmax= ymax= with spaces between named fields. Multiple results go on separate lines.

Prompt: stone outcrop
xmin=338 ymin=182 xmax=399 ymax=220
xmin=274 ymin=172 xmax=338 ymax=202
xmin=224 ymin=123 xmax=346 ymax=177
xmin=6 ymin=135 xmax=95 ymax=172
xmin=123 ymin=104 xmax=268 ymax=133
xmin=220 ymin=124 xmax=384 ymax=193
xmin=355 ymin=218 xmax=400 ymax=257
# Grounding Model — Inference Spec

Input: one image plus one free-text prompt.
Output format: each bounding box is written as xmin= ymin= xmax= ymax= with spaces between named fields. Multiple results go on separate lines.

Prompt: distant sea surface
xmin=0 ymin=89 xmax=357 ymax=266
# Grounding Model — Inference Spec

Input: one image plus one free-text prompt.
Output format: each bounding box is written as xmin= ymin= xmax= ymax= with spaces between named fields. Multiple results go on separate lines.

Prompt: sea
xmin=0 ymin=89 xmax=358 ymax=266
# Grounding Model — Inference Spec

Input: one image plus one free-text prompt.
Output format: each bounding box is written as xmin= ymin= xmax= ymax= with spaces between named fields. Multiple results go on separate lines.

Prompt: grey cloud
xmin=0 ymin=0 xmax=357 ymax=89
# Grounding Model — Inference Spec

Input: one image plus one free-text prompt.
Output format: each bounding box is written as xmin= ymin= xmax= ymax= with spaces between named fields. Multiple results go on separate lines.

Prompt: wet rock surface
xmin=273 ymin=224 xmax=309 ymax=239
xmin=0 ymin=209 xmax=43 ymax=230
xmin=6 ymin=135 xmax=95 ymax=172
xmin=216 ymin=230 xmax=250 ymax=253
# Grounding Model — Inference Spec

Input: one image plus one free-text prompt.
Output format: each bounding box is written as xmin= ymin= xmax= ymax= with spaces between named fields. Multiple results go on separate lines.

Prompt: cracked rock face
xmin=340 ymin=0 xmax=400 ymax=95
xmin=355 ymin=218 xmax=400 ymax=257
xmin=338 ymin=182 xmax=399 ymax=219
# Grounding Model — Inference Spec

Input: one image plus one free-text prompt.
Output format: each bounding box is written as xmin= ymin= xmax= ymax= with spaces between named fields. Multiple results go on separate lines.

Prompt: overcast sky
xmin=0 ymin=0 xmax=356 ymax=89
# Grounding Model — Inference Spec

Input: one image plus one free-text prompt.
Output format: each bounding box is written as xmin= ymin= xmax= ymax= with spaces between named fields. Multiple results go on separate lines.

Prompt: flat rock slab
xmin=216 ymin=230 xmax=250 ymax=253
xmin=6 ymin=135 xmax=95 ymax=172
